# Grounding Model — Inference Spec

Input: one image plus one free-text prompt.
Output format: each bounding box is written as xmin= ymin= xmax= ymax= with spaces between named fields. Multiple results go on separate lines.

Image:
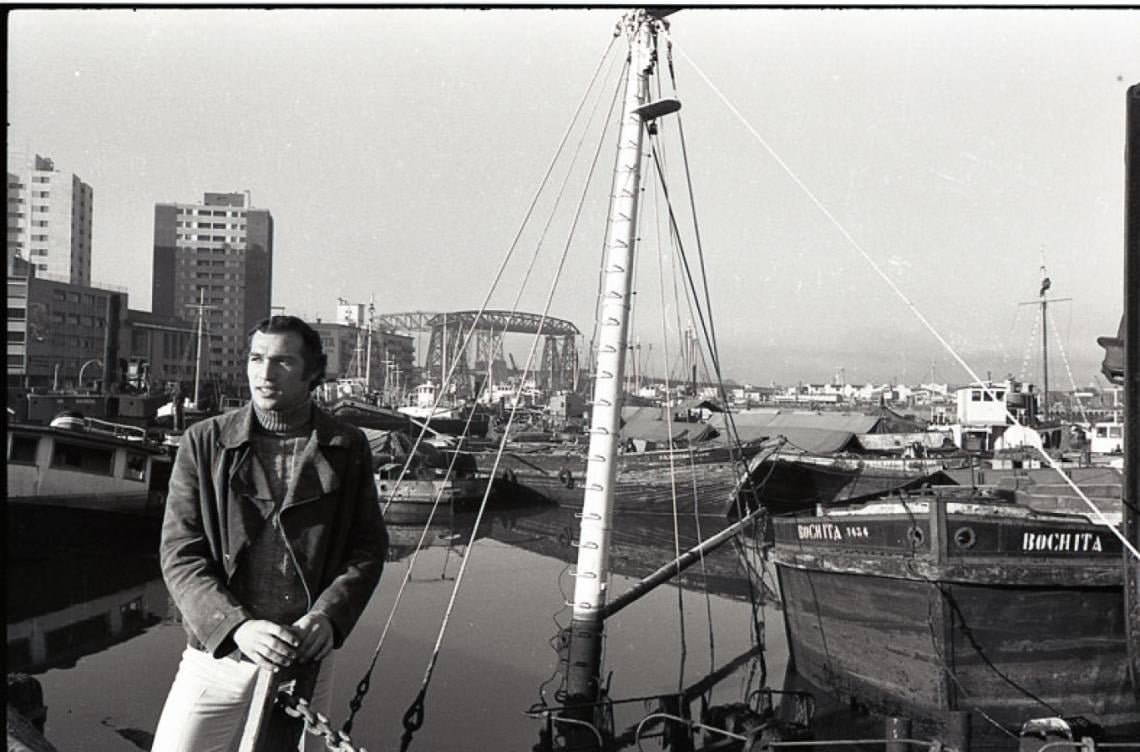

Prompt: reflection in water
xmin=6 ymin=550 xmax=167 ymax=675
xmin=489 ymin=500 xmax=774 ymax=603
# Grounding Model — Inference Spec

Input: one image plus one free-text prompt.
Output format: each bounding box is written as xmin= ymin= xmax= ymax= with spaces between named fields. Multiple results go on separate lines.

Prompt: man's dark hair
xmin=248 ymin=315 xmax=328 ymax=390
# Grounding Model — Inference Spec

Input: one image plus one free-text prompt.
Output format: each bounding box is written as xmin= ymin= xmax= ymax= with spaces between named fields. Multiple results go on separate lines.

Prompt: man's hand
xmin=233 ymin=620 xmax=299 ymax=670
xmin=292 ymin=612 xmax=334 ymax=663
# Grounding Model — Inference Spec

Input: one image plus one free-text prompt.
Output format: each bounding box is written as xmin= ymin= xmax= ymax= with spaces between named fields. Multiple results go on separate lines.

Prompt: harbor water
xmin=7 ymin=502 xmax=798 ymax=752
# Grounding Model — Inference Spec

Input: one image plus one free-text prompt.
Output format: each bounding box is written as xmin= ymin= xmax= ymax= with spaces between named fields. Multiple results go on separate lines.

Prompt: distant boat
xmin=767 ymin=488 xmax=1138 ymax=743
xmin=362 ymin=426 xmax=494 ymax=523
xmin=325 ymin=397 xmax=413 ymax=432
xmin=484 ymin=436 xmax=770 ymax=516
xmin=398 ymin=381 xmax=491 ymax=438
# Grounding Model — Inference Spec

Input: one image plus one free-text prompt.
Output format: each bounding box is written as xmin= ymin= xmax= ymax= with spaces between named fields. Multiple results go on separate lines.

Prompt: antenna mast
xmin=1019 ymin=260 xmax=1069 ymax=423
xmin=185 ymin=289 xmax=215 ymax=408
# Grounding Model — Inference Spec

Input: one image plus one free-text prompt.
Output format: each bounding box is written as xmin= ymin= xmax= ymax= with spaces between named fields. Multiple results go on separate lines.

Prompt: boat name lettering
xmin=797 ymin=523 xmax=844 ymax=541
xmin=1021 ymin=531 xmax=1103 ymax=553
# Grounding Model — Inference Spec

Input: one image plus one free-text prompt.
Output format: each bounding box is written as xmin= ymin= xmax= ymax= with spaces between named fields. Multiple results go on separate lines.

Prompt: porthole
xmin=954 ymin=526 xmax=977 ymax=549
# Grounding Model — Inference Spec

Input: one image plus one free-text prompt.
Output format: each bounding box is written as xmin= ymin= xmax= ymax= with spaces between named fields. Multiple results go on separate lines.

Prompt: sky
xmin=8 ymin=7 xmax=1140 ymax=388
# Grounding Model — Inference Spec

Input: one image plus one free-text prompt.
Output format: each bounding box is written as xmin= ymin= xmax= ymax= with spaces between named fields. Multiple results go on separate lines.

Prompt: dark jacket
xmin=160 ymin=403 xmax=388 ymax=657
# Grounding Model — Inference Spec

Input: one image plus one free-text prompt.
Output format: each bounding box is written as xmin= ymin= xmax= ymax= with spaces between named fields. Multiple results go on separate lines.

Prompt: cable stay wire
xmin=643 ymin=78 xmax=730 ymax=688
xmin=639 ymin=128 xmax=695 ymax=696
xmin=674 ymin=43 xmax=1139 ymax=560
xmin=1047 ymin=302 xmax=1092 ymax=427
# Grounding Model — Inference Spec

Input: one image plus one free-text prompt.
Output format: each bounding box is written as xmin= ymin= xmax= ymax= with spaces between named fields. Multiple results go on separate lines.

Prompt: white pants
xmin=151 ymin=646 xmax=335 ymax=752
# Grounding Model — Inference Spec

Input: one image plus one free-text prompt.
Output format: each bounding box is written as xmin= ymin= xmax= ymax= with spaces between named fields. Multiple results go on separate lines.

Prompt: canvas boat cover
xmin=618 ymin=405 xmax=717 ymax=443
xmin=711 ymin=410 xmax=881 ymax=454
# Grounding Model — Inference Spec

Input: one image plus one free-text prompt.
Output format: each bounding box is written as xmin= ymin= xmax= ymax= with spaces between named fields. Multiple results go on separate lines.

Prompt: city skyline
xmin=8 ymin=8 xmax=1139 ymax=387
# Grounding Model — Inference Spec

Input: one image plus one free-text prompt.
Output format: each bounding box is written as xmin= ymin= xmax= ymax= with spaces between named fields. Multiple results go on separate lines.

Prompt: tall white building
xmin=6 ymin=153 xmax=94 ymax=285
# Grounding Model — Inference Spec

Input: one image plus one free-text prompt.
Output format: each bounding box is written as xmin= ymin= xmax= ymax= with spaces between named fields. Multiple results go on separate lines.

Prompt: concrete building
xmin=7 ymin=153 xmax=94 ymax=285
xmin=152 ymin=192 xmax=272 ymax=393
xmin=311 ymin=320 xmax=415 ymax=399
xmin=7 ymin=257 xmax=126 ymax=392
xmin=122 ymin=309 xmax=196 ymax=394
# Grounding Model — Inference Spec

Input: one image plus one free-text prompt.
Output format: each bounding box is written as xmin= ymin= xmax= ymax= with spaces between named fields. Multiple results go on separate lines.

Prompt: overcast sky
xmin=8 ymin=8 xmax=1139 ymax=387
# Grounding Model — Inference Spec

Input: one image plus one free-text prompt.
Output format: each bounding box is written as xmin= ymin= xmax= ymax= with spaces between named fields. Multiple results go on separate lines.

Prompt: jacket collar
xmin=218 ymin=402 xmax=352 ymax=450
xmin=223 ymin=402 xmax=352 ymax=509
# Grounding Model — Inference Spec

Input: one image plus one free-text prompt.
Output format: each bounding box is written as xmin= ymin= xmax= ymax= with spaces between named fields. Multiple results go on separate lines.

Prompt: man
xmin=153 ymin=315 xmax=388 ymax=751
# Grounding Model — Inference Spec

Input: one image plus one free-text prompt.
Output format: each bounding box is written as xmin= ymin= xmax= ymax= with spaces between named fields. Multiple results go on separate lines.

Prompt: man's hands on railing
xmin=234 ymin=612 xmax=332 ymax=670
xmin=234 ymin=620 xmax=300 ymax=670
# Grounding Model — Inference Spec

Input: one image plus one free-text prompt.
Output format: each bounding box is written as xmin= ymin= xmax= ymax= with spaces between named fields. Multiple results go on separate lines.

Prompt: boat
xmin=1089 ymin=413 xmax=1125 ymax=460
xmin=483 ymin=434 xmax=768 ymax=515
xmin=7 ymin=412 xmax=174 ymax=554
xmin=941 ymin=464 xmax=1125 ymax=517
xmin=727 ymin=410 xmax=969 ymax=518
xmin=731 ymin=443 xmax=966 ymax=519
xmin=767 ymin=488 xmax=1137 ymax=743
xmin=764 ymin=94 xmax=1140 ymax=745
xmin=362 ymin=426 xmax=494 ymax=523
xmin=325 ymin=396 xmax=413 ymax=432
xmin=398 ymin=380 xmax=492 ymax=437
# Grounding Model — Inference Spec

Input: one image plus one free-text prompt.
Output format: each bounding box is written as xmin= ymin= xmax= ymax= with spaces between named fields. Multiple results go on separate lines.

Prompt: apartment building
xmin=7 ymin=153 xmax=94 ymax=285
xmin=152 ymin=191 xmax=272 ymax=392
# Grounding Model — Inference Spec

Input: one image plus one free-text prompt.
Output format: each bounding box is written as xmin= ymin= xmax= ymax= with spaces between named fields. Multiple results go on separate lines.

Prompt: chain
xmin=278 ymin=692 xmax=366 ymax=752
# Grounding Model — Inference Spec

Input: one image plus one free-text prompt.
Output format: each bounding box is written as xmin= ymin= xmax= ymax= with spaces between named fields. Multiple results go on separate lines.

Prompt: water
xmin=7 ymin=502 xmax=793 ymax=752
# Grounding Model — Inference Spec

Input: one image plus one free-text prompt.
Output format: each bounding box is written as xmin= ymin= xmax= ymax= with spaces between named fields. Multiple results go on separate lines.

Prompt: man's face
xmin=247 ymin=330 xmax=314 ymax=412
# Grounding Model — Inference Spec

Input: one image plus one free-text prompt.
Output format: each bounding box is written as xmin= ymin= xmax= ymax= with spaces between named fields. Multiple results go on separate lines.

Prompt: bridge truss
xmin=423 ymin=310 xmax=580 ymax=399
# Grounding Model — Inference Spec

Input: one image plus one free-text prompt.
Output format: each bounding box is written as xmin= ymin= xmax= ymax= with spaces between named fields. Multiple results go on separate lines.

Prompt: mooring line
xmin=676 ymin=44 xmax=1139 ymax=561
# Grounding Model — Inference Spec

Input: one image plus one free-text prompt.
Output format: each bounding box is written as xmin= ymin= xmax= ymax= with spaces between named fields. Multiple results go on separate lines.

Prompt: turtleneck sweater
xmin=226 ymin=398 xmax=315 ymax=644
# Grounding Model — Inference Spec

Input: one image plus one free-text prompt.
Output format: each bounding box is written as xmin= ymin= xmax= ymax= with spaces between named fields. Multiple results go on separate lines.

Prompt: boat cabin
xmin=7 ymin=415 xmax=172 ymax=514
xmin=1090 ymin=416 xmax=1124 ymax=454
xmin=949 ymin=379 xmax=1066 ymax=453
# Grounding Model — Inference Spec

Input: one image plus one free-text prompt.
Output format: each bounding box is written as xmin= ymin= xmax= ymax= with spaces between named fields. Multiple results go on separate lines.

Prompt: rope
xmin=1047 ymin=302 xmax=1092 ymax=426
xmin=674 ymin=43 xmax=1139 ymax=561
xmin=1016 ymin=304 xmax=1041 ymax=384
xmin=636 ymin=101 xmax=695 ymax=693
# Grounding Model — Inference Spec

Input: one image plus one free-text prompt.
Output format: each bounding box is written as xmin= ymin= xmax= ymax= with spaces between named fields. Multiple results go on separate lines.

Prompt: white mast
xmin=563 ymin=9 xmax=678 ymax=705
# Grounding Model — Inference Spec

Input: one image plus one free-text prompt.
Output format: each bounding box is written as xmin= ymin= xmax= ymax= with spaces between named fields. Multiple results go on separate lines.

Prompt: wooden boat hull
xmin=738 ymin=453 xmax=960 ymax=517
xmin=376 ymin=475 xmax=493 ymax=523
xmin=480 ymin=441 xmax=761 ymax=514
xmin=769 ymin=498 xmax=1139 ymax=740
